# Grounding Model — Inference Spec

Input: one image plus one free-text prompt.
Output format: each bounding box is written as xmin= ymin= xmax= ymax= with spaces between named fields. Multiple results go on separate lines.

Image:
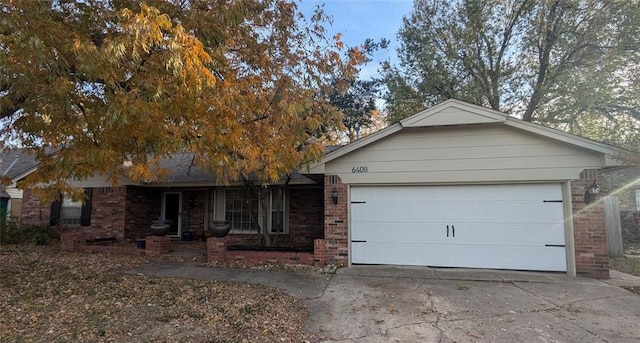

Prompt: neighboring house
xmin=0 ymin=149 xmax=39 ymax=222
xmin=602 ymin=167 xmax=640 ymax=242
xmin=17 ymin=100 xmax=625 ymax=278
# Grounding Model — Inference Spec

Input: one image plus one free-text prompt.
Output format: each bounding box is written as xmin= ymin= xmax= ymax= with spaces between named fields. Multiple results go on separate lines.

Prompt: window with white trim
xmin=224 ymin=188 xmax=288 ymax=234
xmin=60 ymin=197 xmax=83 ymax=225
xmin=225 ymin=189 xmax=259 ymax=234
xmin=635 ymin=189 xmax=640 ymax=211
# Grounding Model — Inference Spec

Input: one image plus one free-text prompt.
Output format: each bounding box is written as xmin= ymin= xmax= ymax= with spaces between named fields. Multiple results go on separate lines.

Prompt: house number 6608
xmin=352 ymin=166 xmax=368 ymax=173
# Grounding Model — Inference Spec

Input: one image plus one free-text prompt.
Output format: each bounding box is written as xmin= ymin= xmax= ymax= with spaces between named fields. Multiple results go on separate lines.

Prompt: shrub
xmin=0 ymin=218 xmax=59 ymax=245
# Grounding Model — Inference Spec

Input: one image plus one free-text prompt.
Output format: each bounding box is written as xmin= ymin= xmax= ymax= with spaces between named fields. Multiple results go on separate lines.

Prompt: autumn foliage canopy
xmin=0 ymin=0 xmax=364 ymax=197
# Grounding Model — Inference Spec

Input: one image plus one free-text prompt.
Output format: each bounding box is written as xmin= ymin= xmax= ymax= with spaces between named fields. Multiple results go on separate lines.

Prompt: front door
xmin=163 ymin=192 xmax=181 ymax=237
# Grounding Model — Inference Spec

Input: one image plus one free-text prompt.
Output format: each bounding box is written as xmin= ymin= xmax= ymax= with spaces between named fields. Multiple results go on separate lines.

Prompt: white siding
xmin=5 ymin=182 xmax=23 ymax=199
xmin=325 ymin=124 xmax=603 ymax=184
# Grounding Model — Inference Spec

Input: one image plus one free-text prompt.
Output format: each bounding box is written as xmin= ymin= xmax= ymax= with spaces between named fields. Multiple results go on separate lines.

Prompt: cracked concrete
xmin=127 ymin=261 xmax=640 ymax=342
xmin=305 ymin=266 xmax=640 ymax=342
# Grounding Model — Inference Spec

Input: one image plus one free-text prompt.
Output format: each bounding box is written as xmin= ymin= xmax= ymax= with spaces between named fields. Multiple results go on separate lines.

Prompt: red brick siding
xmin=60 ymin=231 xmax=144 ymax=255
xmin=207 ymin=237 xmax=322 ymax=265
xmin=145 ymin=235 xmax=173 ymax=257
xmin=282 ymin=186 xmax=324 ymax=246
xmin=323 ymin=175 xmax=348 ymax=264
xmin=22 ymin=187 xmax=127 ymax=240
xmin=180 ymin=190 xmax=206 ymax=237
xmin=124 ymin=187 xmax=161 ymax=240
xmin=20 ymin=189 xmax=50 ymax=225
xmin=84 ymin=187 xmax=126 ymax=240
xmin=571 ymin=169 xmax=609 ymax=278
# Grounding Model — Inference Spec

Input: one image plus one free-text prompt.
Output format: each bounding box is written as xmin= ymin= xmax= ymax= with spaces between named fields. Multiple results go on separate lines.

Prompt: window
xmin=224 ymin=188 xmax=288 ymax=234
xmin=50 ymin=189 xmax=92 ymax=226
xmin=269 ymin=187 xmax=286 ymax=234
xmin=207 ymin=188 xmax=216 ymax=228
xmin=225 ymin=189 xmax=259 ymax=234
xmin=636 ymin=189 xmax=640 ymax=211
xmin=60 ymin=197 xmax=82 ymax=225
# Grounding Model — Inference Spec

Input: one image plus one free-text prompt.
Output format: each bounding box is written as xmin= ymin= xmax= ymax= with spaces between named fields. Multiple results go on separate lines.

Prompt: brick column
xmin=207 ymin=237 xmax=228 ymax=262
xmin=571 ymin=169 xmax=609 ymax=279
xmin=145 ymin=236 xmax=173 ymax=257
xmin=313 ymin=238 xmax=327 ymax=265
xmin=324 ymin=175 xmax=349 ymax=265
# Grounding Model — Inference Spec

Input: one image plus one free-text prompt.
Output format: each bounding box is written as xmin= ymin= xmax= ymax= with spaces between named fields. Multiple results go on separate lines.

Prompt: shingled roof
xmin=0 ymin=148 xmax=39 ymax=181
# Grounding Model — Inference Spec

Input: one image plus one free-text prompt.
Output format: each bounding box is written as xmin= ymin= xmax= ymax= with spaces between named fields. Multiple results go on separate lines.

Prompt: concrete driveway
xmin=306 ymin=266 xmax=640 ymax=343
xmin=127 ymin=262 xmax=640 ymax=342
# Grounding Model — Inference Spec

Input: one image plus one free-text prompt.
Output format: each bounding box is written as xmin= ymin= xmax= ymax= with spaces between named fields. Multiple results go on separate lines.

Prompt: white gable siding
xmin=401 ymin=105 xmax=505 ymax=127
xmin=325 ymin=124 xmax=604 ymax=184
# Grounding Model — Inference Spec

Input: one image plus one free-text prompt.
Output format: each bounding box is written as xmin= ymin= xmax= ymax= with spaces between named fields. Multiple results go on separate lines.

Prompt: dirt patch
xmin=0 ymin=244 xmax=316 ymax=342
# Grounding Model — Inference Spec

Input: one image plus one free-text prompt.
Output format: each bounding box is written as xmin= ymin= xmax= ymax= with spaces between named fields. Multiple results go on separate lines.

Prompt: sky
xmin=296 ymin=0 xmax=414 ymax=80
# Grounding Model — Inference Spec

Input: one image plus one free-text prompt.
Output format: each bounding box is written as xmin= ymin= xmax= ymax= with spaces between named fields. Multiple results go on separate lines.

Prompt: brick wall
xmin=22 ymin=187 xmax=127 ymax=240
xmin=20 ymin=189 xmax=49 ymax=225
xmin=281 ymin=186 xmax=324 ymax=246
xmin=124 ymin=186 xmax=161 ymax=240
xmin=207 ymin=237 xmax=322 ymax=265
xmin=86 ymin=187 xmax=126 ymax=240
xmin=571 ymin=169 xmax=609 ymax=278
xmin=180 ymin=190 xmax=206 ymax=237
xmin=322 ymin=175 xmax=348 ymax=264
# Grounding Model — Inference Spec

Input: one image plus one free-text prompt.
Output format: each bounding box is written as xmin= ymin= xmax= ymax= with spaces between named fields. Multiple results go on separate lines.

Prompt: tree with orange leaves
xmin=0 ymin=0 xmax=364 ymax=199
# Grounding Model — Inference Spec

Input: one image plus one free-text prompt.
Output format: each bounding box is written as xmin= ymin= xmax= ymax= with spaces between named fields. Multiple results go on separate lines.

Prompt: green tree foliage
xmin=328 ymin=39 xmax=389 ymax=142
xmin=0 ymin=0 xmax=364 ymax=199
xmin=329 ymin=78 xmax=379 ymax=142
xmin=382 ymin=0 xmax=640 ymax=149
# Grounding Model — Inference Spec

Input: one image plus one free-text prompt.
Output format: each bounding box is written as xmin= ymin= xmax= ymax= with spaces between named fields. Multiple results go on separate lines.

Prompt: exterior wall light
xmin=589 ymin=181 xmax=600 ymax=195
xmin=332 ymin=188 xmax=339 ymax=204
xmin=584 ymin=181 xmax=600 ymax=204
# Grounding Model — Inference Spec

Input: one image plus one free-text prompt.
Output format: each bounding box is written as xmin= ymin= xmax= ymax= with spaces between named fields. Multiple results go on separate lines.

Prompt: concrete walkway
xmin=126 ymin=262 xmax=640 ymax=342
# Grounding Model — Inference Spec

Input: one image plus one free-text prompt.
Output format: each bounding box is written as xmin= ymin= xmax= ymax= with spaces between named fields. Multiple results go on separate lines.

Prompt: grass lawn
xmin=0 ymin=244 xmax=315 ymax=342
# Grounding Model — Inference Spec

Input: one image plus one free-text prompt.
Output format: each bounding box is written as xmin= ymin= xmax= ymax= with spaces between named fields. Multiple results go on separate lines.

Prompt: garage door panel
xmin=424 ymin=246 xmax=566 ymax=271
xmin=447 ymin=223 xmax=565 ymax=245
xmin=351 ymin=221 xmax=450 ymax=244
xmin=352 ymin=242 xmax=430 ymax=266
xmin=351 ymin=184 xmax=567 ymax=272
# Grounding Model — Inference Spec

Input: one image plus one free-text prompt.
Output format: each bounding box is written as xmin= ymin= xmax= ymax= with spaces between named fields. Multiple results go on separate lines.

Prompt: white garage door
xmin=351 ymin=184 xmax=567 ymax=271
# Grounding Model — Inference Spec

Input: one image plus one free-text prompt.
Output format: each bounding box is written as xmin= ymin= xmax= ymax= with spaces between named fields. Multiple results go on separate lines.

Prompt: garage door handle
xmin=452 ymin=225 xmax=455 ymax=237
xmin=352 ymin=240 xmax=367 ymax=243
xmin=446 ymin=225 xmax=449 ymax=237
xmin=545 ymin=244 xmax=565 ymax=247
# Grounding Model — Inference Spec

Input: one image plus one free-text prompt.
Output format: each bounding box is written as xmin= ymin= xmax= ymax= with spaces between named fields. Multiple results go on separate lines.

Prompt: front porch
xmin=60 ymin=232 xmax=328 ymax=267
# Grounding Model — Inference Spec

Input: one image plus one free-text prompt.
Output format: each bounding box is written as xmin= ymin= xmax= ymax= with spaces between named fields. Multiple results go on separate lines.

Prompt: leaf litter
xmin=0 ymin=244 xmax=316 ymax=342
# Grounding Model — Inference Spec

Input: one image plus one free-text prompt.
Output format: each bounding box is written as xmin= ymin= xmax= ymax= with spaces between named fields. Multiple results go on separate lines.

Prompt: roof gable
xmin=400 ymin=99 xmax=507 ymax=127
xmin=310 ymin=99 xmax=624 ymax=171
